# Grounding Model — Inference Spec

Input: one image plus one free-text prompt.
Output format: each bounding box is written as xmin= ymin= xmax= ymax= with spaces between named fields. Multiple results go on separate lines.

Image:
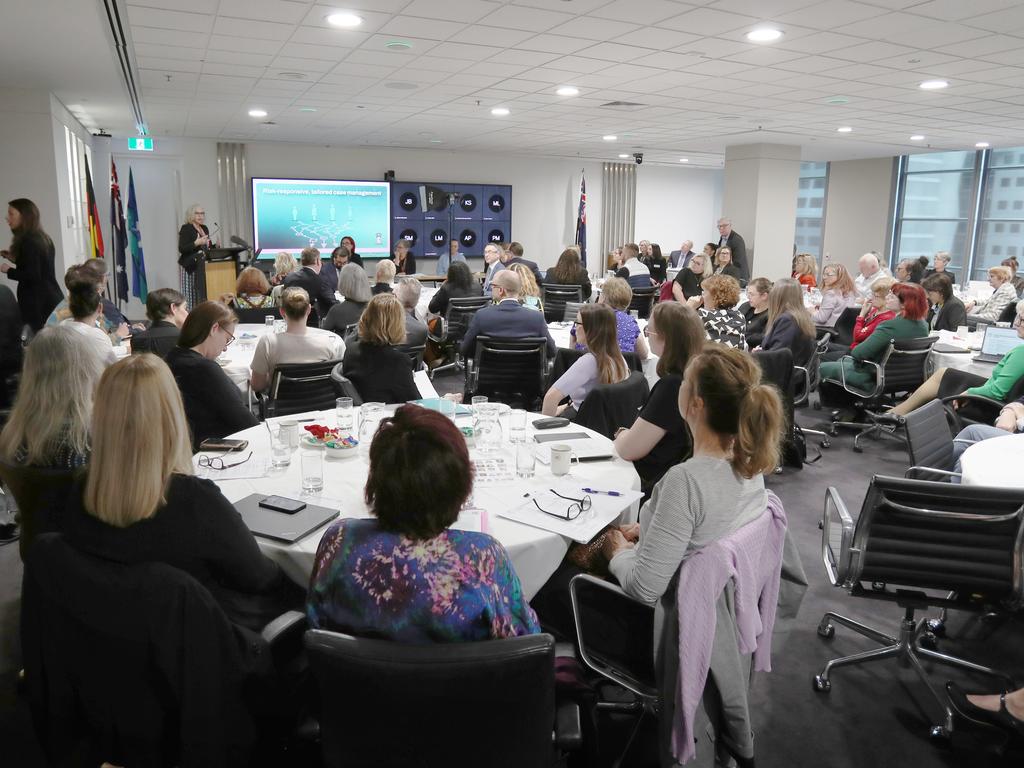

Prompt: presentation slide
xmin=252 ymin=178 xmax=391 ymax=257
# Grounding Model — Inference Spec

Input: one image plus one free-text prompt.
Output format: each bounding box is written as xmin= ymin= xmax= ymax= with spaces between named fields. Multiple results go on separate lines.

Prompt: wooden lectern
xmin=202 ymin=246 xmax=246 ymax=301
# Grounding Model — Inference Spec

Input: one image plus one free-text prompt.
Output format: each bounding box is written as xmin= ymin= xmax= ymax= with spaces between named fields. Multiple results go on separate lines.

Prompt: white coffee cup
xmin=550 ymin=444 xmax=576 ymax=476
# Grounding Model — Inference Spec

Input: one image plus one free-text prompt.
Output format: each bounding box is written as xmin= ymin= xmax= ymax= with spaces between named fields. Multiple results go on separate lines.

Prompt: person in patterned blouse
xmin=688 ymin=274 xmax=747 ymax=350
xmin=307 ymin=405 xmax=539 ymax=643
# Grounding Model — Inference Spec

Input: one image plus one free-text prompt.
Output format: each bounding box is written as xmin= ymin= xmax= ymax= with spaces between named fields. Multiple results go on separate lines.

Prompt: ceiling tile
xmin=478 ymin=5 xmax=575 ymax=33
xmin=660 ymin=7 xmax=759 ymax=36
xmin=215 ymin=0 xmax=309 ymax=24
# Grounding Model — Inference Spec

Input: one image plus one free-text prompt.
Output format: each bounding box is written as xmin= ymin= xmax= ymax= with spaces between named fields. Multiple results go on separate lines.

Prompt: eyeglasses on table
xmin=197 ymin=451 xmax=252 ymax=470
xmin=533 ymin=490 xmax=592 ymax=521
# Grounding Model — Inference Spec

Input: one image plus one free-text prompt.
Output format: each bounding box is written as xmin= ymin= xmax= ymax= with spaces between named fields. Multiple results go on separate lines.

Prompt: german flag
xmin=84 ymin=154 xmax=104 ymax=259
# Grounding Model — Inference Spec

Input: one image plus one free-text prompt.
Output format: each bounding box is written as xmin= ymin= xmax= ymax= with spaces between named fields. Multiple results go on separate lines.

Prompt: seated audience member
xmin=792 ymin=253 xmax=818 ymax=289
xmin=672 ymin=253 xmax=709 ymax=303
xmin=482 ymin=242 xmax=506 ymax=291
xmin=392 ymin=240 xmax=416 ymax=276
xmin=320 ymin=245 xmax=348 ymax=296
xmin=924 ymin=250 xmax=955 ymax=283
xmin=964 ymin=266 xmax=1017 ymax=324
xmin=283 ymin=246 xmax=337 ymax=319
xmin=616 ymin=243 xmax=652 ymax=290
xmin=504 ymin=241 xmax=543 ymax=287
xmin=61 ymin=276 xmax=117 ymax=367
xmin=740 ymin=277 xmax=772 ymax=348
xmin=922 ymin=272 xmax=966 ymax=332
xmin=689 ymin=274 xmax=746 ymax=350
xmin=543 ymin=304 xmax=628 ymax=418
xmin=854 ymin=252 xmax=890 ymax=297
xmin=131 ymin=288 xmax=188 ymax=358
xmin=822 ymin=277 xmax=897 ymax=361
xmin=321 ymin=263 xmax=373 ymax=336
xmin=307 ymin=405 xmax=539 ymax=642
xmin=342 ymin=293 xmax=420 ymax=404
xmin=946 ymin=393 xmax=1024 ymax=476
xmin=340 ymin=236 xmax=363 ymax=267
xmin=811 ymin=264 xmax=858 ymax=327
xmin=587 ymin=277 xmax=649 ymax=358
xmin=47 ymin=260 xmax=132 ymax=343
xmin=947 ymin=683 xmax=1024 ymax=737
xmin=428 ymin=260 xmax=482 ymax=317
xmin=270 ymin=251 xmax=297 ymax=286
xmin=233 ymin=266 xmax=273 ymax=309
xmin=65 ymin=353 xmax=301 ymax=631
xmin=759 ymin=278 xmax=816 ymax=367
xmin=250 ymin=288 xmax=344 ymax=393
xmin=606 ymin=246 xmax=623 ymax=273
xmin=436 ymin=239 xmax=466 ymax=277
xmin=1003 ymin=256 xmax=1024 ymax=296
xmin=165 ymin=301 xmax=257 ymax=449
xmin=509 ymin=263 xmax=543 ymax=312
xmin=818 ymin=283 xmax=929 ymax=406
xmin=602 ymin=345 xmax=784 ymax=604
xmin=613 ymin=302 xmax=704 ymax=493
xmin=644 ymin=243 xmax=668 ymax=283
xmin=0 ymin=284 xmax=20 ymax=407
xmin=886 ymin=299 xmax=1024 ymax=418
xmin=545 ymin=247 xmax=592 ymax=300
xmin=713 ymin=247 xmax=741 ymax=280
xmin=395 ymin=278 xmax=428 ymax=347
xmin=0 ymin=326 xmax=102 ymax=469
xmin=894 ymin=257 xmax=924 ymax=284
xmin=460 ymin=271 xmax=556 ymax=358
xmin=372 ymin=259 xmax=396 ymax=295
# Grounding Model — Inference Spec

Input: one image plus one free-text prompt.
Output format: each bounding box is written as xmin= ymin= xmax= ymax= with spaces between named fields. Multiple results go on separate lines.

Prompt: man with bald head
xmin=460 ymin=269 xmax=556 ymax=357
xmin=855 ymin=251 xmax=891 ymax=297
xmin=669 ymin=240 xmax=695 ymax=269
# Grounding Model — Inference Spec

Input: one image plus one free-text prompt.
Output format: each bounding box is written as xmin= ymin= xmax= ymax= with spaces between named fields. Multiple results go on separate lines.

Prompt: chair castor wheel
xmin=929 ymin=725 xmax=951 ymax=741
xmin=813 ymin=675 xmax=831 ymax=693
xmin=925 ymin=618 xmax=946 ymax=636
xmin=828 ymin=426 xmax=839 ymax=437
xmin=853 ymin=444 xmax=863 ymax=453
xmin=820 ymin=440 xmax=831 ymax=449
xmin=918 ymin=632 xmax=938 ymax=650
xmin=817 ymin=623 xmax=835 ymax=639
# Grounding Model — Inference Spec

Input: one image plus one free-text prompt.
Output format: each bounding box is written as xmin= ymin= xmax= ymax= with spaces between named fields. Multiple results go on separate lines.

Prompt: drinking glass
xmin=475 ymin=403 xmax=503 ymax=453
xmin=300 ymin=442 xmax=324 ymax=493
xmin=336 ymin=397 xmax=354 ymax=431
xmin=359 ymin=403 xmax=385 ymax=460
xmin=509 ymin=409 xmax=528 ymax=444
xmin=269 ymin=427 xmax=291 ymax=468
xmin=264 ymin=315 xmax=275 ymax=331
xmin=515 ymin=442 xmax=536 ymax=478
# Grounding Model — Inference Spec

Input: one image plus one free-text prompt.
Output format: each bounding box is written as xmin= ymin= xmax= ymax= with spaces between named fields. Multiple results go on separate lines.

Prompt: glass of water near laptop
xmin=300 ymin=440 xmax=324 ymax=493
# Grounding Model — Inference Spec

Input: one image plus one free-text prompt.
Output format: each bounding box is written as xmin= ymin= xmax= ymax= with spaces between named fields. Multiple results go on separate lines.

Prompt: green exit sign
xmin=128 ymin=137 xmax=154 ymax=151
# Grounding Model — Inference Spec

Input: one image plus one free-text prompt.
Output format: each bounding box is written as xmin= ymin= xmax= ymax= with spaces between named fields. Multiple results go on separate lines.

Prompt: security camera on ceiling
xmin=633 ymin=152 xmax=643 ymax=165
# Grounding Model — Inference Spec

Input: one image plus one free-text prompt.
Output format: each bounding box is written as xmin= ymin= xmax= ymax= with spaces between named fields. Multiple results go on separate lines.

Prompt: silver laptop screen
xmin=980 ymin=326 xmax=1024 ymax=357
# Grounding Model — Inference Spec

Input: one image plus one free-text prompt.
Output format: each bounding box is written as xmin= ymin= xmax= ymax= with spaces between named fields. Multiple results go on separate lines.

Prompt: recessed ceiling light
xmin=910 ymin=135 xmax=925 ymax=141
xmin=976 ymin=142 xmax=990 ymax=148
xmin=837 ymin=126 xmax=853 ymax=133
xmin=825 ymin=96 xmax=849 ymax=105
xmin=679 ymin=158 xmax=689 ymax=162
xmin=278 ymin=72 xmax=307 ymax=80
xmin=746 ymin=27 xmax=783 ymax=43
xmin=556 ymin=86 xmax=579 ymax=96
xmin=430 ymin=139 xmax=443 ymax=144
xmin=919 ymin=79 xmax=948 ymax=90
xmin=385 ymin=40 xmax=412 ymax=50
xmin=603 ymin=135 xmax=617 ymax=141
xmin=248 ymin=108 xmax=267 ymax=118
xmin=385 ymin=81 xmax=418 ymax=90
xmin=618 ymin=154 xmax=630 ymax=159
xmin=299 ymin=107 xmax=317 ymax=113
xmin=326 ymin=12 xmax=362 ymax=28
xmin=491 ymin=107 xmax=510 ymax=116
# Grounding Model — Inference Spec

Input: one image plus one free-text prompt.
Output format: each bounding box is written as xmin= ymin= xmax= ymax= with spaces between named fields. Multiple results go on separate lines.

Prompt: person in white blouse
xmin=964 ymin=265 xmax=1018 ymax=324
xmin=60 ymin=276 xmax=116 ymax=367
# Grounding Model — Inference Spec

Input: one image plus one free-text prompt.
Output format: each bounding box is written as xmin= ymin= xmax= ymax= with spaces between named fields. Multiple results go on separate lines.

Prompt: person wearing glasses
xmin=602 ymin=345 xmax=784 ymax=604
xmin=307 ymin=405 xmax=539 ymax=642
xmin=178 ymin=203 xmax=212 ymax=308
xmin=64 ymin=354 xmax=300 ymax=631
xmin=165 ymin=301 xmax=257 ymax=450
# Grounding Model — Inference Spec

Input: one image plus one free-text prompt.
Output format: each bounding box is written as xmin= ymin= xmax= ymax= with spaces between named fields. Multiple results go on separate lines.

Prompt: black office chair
xmin=901 ymin=399 xmax=960 ymax=482
xmin=574 ymin=371 xmax=649 ymax=439
xmin=0 ymin=460 xmax=78 ymax=562
xmin=794 ymin=332 xmax=832 ymax=448
xmin=562 ymin=301 xmax=586 ymax=323
xmin=257 ymin=359 xmax=344 ymax=418
xmin=467 ymin=336 xmax=549 ymax=409
xmin=541 ymin=284 xmax=583 ymax=323
xmin=304 ymin=629 xmax=581 ymax=767
xmin=831 ymin=307 xmax=861 ymax=348
xmin=428 ymin=295 xmax=492 ymax=379
xmin=233 ymin=306 xmax=279 ymax=324
xmin=823 ymin=336 xmax=936 ymax=452
xmin=628 ymin=286 xmax=657 ymax=319
xmin=814 ymin=476 xmax=1023 ymax=739
xmin=329 ymin=364 xmax=363 ymax=405
xmin=941 ymin=372 xmax=1024 ymax=432
xmin=397 ymin=342 xmax=426 ymax=372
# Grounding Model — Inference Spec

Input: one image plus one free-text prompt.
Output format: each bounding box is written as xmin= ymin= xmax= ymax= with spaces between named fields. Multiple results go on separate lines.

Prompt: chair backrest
xmin=902 ymin=399 xmax=955 ymax=478
xmin=794 ymin=335 xmax=828 ymax=407
xmin=880 ymin=336 xmax=936 ymax=396
xmin=267 ymin=359 xmax=344 ymax=417
xmin=472 ymin=336 xmax=549 ymax=407
xmin=998 ymin=300 xmax=1018 ymax=324
xmin=628 ymin=287 xmax=657 ymax=319
xmin=562 ymin=301 xmax=585 ymax=323
xmin=573 ymin=371 xmax=650 ymax=439
xmin=547 ymin=347 xmax=642 ymax=388
xmin=330 ymin=363 xmax=363 ymax=406
xmin=850 ymin=475 xmax=1024 ymax=601
xmin=0 ymin=460 xmax=78 ymax=562
xmin=832 ymin=307 xmax=860 ymax=348
xmin=541 ymin=284 xmax=583 ymax=323
xmin=233 ymin=306 xmax=278 ymax=325
xmin=397 ymin=343 xmax=425 ymax=371
xmin=446 ymin=296 xmax=492 ymax=343
xmin=304 ymin=629 xmax=557 ymax=768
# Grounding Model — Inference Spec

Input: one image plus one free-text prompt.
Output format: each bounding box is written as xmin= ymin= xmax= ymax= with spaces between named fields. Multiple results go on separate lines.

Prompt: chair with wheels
xmin=831 ymin=307 xmax=861 ymax=349
xmin=541 ymin=284 xmax=583 ymax=323
xmin=256 ymin=359 xmax=344 ymax=419
xmin=467 ymin=336 xmax=549 ymax=410
xmin=628 ymin=286 xmax=657 ymax=320
xmin=940 ymin=372 xmax=1024 ymax=432
xmin=428 ymin=295 xmax=492 ymax=379
xmin=794 ymin=332 xmax=832 ymax=448
xmin=814 ymin=475 xmax=1023 ymax=739
xmin=0 ymin=460 xmax=78 ymax=562
xmin=900 ymin=399 xmax=960 ymax=482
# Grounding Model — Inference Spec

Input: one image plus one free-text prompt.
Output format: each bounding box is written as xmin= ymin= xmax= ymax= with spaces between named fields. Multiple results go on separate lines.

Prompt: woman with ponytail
xmin=602 ymin=345 xmax=784 ymax=604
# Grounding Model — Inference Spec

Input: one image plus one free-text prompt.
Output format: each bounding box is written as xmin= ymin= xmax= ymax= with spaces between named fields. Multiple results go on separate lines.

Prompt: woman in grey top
xmin=603 ymin=345 xmax=784 ymax=604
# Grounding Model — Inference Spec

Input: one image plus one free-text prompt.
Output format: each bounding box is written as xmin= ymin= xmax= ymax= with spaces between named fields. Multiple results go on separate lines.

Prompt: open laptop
xmin=973 ymin=325 xmax=1024 ymax=364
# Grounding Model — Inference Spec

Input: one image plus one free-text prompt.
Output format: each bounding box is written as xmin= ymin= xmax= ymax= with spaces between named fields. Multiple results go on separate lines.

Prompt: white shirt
xmin=61 ymin=318 xmax=117 ymax=367
xmin=622 ymin=257 xmax=650 ymax=277
xmin=251 ymin=330 xmax=344 ymax=384
xmin=855 ymin=268 xmax=891 ymax=297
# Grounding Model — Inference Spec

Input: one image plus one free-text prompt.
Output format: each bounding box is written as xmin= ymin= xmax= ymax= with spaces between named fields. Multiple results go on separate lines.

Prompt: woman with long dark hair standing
xmin=0 ymin=198 xmax=62 ymax=331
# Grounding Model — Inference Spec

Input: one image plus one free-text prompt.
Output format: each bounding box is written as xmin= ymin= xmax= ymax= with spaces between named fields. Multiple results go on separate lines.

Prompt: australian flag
xmin=575 ymin=173 xmax=587 ymax=267
xmin=109 ymin=159 xmax=129 ymax=305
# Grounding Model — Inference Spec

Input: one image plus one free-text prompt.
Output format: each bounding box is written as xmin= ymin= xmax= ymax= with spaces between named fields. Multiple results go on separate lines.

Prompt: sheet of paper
xmin=497 ymin=481 xmax=643 ymax=543
xmin=451 ymin=505 xmax=485 ymax=533
xmin=193 ymin=456 xmax=271 ymax=481
xmin=414 ymin=369 xmax=439 ymax=399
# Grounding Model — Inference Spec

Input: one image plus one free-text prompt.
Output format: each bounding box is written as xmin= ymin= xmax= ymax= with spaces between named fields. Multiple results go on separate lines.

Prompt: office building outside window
xmin=976 ymin=147 xmax=1024 ymax=280
xmin=795 ymin=162 xmax=827 ymax=260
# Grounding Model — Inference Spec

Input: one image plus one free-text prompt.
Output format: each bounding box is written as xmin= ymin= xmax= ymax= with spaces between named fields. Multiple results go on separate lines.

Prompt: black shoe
xmin=869 ymin=411 xmax=904 ymax=426
xmin=947 ymin=682 xmax=1024 ymax=737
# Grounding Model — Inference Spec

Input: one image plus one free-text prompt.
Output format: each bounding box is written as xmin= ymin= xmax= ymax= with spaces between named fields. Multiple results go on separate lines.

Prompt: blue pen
xmin=582 ymin=487 xmax=622 ymax=497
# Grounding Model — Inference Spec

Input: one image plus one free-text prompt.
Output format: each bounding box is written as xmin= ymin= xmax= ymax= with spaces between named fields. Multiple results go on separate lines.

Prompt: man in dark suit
xmin=461 ymin=271 xmax=555 ymax=357
xmin=320 ymin=245 xmax=351 ymax=296
xmin=131 ymin=287 xmax=188 ymax=358
xmin=717 ymin=218 xmax=748 ymax=279
xmin=668 ymin=240 xmax=695 ymax=269
xmin=284 ymin=247 xmax=337 ymax=321
xmin=503 ymin=242 xmax=544 ymax=286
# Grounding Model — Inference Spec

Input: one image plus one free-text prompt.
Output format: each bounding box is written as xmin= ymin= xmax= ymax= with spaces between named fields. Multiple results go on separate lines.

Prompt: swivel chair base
xmin=828 ymin=409 xmax=907 ymax=453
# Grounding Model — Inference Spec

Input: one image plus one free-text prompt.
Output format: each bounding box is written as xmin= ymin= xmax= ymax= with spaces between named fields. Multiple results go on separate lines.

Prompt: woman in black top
xmin=177 ymin=203 xmax=211 ymax=308
xmin=427 ymin=260 xmax=483 ymax=316
xmin=922 ymin=272 xmax=967 ymax=332
xmin=545 ymin=248 xmax=592 ymax=300
xmin=65 ymin=353 xmax=299 ymax=631
xmin=739 ymin=277 xmax=772 ymax=348
xmin=342 ymin=293 xmax=419 ymax=404
xmin=165 ymin=301 xmax=257 ymax=449
xmin=132 ymin=287 xmax=188 ymax=358
xmin=644 ymin=244 xmax=668 ymax=284
xmin=322 ymin=263 xmax=373 ymax=337
xmin=0 ymin=198 xmax=63 ymax=331
xmin=393 ymin=240 xmax=416 ymax=276
xmin=713 ymin=246 xmax=742 ymax=280
xmin=759 ymin=278 xmax=815 ymax=367
xmin=671 ymin=253 xmax=707 ymax=302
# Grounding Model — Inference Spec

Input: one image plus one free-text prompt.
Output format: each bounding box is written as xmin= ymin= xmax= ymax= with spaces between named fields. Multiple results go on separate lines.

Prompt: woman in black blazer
xmin=342 ymin=294 xmax=419 ymax=404
xmin=760 ymin=279 xmax=816 ymax=367
xmin=427 ymin=261 xmax=483 ymax=316
xmin=178 ymin=204 xmax=212 ymax=308
xmin=0 ymin=198 xmax=63 ymax=331
xmin=922 ymin=273 xmax=967 ymax=332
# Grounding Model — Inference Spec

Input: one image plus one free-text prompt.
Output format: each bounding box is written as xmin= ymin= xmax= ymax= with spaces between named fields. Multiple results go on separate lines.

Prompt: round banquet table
xmin=211 ymin=409 xmax=641 ymax=601
xmin=959 ymin=432 xmax=1024 ymax=488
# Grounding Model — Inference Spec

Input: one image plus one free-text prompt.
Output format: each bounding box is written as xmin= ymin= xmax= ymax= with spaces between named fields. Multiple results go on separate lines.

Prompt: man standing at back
xmin=482 ymin=242 xmax=506 ymax=291
xmin=461 ymin=271 xmax=555 ymax=358
xmin=503 ymin=242 xmax=543 ymax=286
xmin=283 ymin=246 xmax=338 ymax=321
xmin=717 ymin=218 xmax=748 ymax=279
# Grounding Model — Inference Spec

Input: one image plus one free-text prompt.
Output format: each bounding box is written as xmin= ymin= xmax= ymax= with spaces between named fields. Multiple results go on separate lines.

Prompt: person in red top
xmin=821 ymin=276 xmax=896 ymax=361
xmin=792 ymin=253 xmax=818 ymax=289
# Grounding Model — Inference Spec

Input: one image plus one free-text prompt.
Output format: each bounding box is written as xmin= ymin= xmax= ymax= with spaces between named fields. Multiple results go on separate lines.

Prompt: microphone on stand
xmin=209 ymin=222 xmax=221 ymax=247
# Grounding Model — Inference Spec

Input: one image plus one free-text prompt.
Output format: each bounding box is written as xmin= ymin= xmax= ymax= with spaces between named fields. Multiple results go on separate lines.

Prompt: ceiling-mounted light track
xmin=99 ymin=0 xmax=147 ymax=134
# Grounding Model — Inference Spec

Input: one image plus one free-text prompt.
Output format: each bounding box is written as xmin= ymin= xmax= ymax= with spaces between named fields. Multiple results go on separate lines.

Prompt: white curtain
xmin=601 ymin=162 xmax=636 ymax=268
xmin=216 ymin=142 xmax=248 ymax=246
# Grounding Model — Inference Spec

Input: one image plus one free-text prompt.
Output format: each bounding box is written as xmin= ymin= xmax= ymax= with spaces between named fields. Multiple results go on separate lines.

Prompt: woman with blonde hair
xmin=590 ymin=276 xmax=649 ymax=358
xmin=508 ymin=263 xmax=543 ymax=312
xmin=177 ymin=203 xmax=212 ymax=307
xmin=811 ymin=264 xmax=857 ymax=326
xmin=543 ymin=303 xmax=629 ymax=418
xmin=964 ymin=265 xmax=1018 ymax=324
xmin=792 ymin=253 xmax=817 ymax=289
xmin=63 ymin=353 xmax=300 ymax=629
xmin=270 ymin=251 xmax=297 ymax=286
xmin=713 ymin=247 xmax=741 ymax=280
xmin=759 ymin=277 xmax=816 ymax=367
xmin=342 ymin=293 xmax=419 ymax=403
xmin=234 ymin=266 xmax=273 ymax=309
xmin=0 ymin=325 xmax=103 ymax=468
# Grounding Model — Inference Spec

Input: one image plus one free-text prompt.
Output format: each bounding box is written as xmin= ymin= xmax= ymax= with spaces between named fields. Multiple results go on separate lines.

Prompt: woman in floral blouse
xmin=307 ymin=405 xmax=539 ymax=643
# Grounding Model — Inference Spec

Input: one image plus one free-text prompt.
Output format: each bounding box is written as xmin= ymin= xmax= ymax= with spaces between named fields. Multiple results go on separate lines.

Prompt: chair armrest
xmin=255 ymin=390 xmax=269 ymax=420
xmin=939 ymin=394 xmax=1005 ymax=432
xmin=905 ymin=466 xmax=962 ymax=481
xmin=821 ymin=486 xmax=855 ymax=587
xmin=793 ymin=365 xmax=810 ymax=405
xmin=815 ymin=325 xmax=838 ymax=340
xmin=554 ymin=701 xmax=583 ymax=752
xmin=261 ymin=610 xmax=307 ymax=654
xmin=836 ymin=355 xmax=882 ymax=398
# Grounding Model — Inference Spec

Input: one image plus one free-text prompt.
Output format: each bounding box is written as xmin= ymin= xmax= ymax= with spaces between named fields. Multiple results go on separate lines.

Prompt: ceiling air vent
xmin=601 ymin=101 xmax=645 ymax=108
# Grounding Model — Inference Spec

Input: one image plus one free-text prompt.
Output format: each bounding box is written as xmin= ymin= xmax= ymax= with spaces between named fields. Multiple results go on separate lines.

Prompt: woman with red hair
xmin=818 ymin=282 xmax=929 ymax=404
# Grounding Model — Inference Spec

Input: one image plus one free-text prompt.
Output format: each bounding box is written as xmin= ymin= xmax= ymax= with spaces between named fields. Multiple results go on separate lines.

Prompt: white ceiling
xmin=6 ymin=0 xmax=1024 ymax=166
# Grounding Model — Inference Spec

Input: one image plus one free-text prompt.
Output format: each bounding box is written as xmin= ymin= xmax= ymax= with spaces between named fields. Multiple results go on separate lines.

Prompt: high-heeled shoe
xmin=947 ymin=682 xmax=1024 ymax=737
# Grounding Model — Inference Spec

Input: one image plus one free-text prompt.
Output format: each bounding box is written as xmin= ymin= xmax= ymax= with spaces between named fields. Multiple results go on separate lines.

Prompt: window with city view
xmin=795 ymin=162 xmax=827 ymax=260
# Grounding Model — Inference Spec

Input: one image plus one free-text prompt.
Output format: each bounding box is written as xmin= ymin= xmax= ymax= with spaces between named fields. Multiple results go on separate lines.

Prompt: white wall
xmin=634 ymin=164 xmax=723 ymax=256
xmin=821 ymin=157 xmax=896 ymax=275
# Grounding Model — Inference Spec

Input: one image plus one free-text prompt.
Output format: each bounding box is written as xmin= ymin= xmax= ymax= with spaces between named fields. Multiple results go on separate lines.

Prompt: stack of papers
xmin=497 ymin=482 xmax=643 ymax=543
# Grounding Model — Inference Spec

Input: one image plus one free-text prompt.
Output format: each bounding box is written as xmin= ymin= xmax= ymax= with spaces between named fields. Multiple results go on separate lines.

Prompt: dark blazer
xmin=719 ymin=230 xmax=748 ymax=279
xmin=283 ymin=266 xmax=337 ymax=319
xmin=131 ymin=320 xmax=179 ymax=358
xmin=6 ymin=232 xmax=63 ymax=331
xmin=669 ymin=250 xmax=695 ymax=269
xmin=428 ymin=282 xmax=483 ymax=316
xmin=739 ymin=303 xmax=769 ymax=349
xmin=177 ymin=223 xmax=208 ymax=273
xmin=349 ymin=252 xmax=364 ymax=267
xmin=716 ymin=263 xmax=742 ymax=281
xmin=320 ymin=260 xmax=339 ymax=296
xmin=321 ymin=300 xmax=367 ymax=336
xmin=761 ymin=312 xmax=814 ymax=368
xmin=506 ymin=257 xmax=543 ymax=287
xmin=342 ymin=341 xmax=420 ymax=403
xmin=460 ymin=300 xmax=556 ymax=357
xmin=404 ymin=310 xmax=428 ymax=347
xmin=395 ymin=253 xmax=416 ymax=276
xmin=165 ymin=346 xmax=257 ymax=450
xmin=930 ymin=296 xmax=967 ymax=332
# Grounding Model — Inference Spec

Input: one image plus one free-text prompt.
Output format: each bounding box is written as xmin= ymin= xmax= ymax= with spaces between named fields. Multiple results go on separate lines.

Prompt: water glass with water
xmin=336 ymin=397 xmax=354 ymax=432
xmin=300 ymin=442 xmax=324 ymax=493
xmin=509 ymin=409 xmax=527 ymax=443
xmin=264 ymin=315 xmax=275 ymax=331
xmin=359 ymin=403 xmax=385 ymax=460
xmin=475 ymin=403 xmax=503 ymax=453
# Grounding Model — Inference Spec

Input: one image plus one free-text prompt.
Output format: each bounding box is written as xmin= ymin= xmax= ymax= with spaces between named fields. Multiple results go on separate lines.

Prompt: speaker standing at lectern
xmin=177 ymin=203 xmax=211 ymax=308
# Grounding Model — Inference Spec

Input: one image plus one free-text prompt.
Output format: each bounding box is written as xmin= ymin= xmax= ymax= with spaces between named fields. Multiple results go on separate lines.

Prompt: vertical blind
xmin=216 ymin=142 xmax=248 ymax=245
xmin=601 ymin=162 xmax=636 ymax=267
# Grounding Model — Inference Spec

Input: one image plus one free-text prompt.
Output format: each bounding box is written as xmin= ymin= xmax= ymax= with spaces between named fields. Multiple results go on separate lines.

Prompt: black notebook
xmin=235 ymin=493 xmax=339 ymax=543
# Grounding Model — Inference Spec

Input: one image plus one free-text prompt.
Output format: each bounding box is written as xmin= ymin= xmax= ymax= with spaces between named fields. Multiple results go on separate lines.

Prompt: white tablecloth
xmin=219 ymin=323 xmax=344 ymax=394
xmin=925 ymin=330 xmax=996 ymax=379
xmin=960 ymin=432 xmax=1024 ymax=488
xmin=214 ymin=410 xmax=641 ymax=600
